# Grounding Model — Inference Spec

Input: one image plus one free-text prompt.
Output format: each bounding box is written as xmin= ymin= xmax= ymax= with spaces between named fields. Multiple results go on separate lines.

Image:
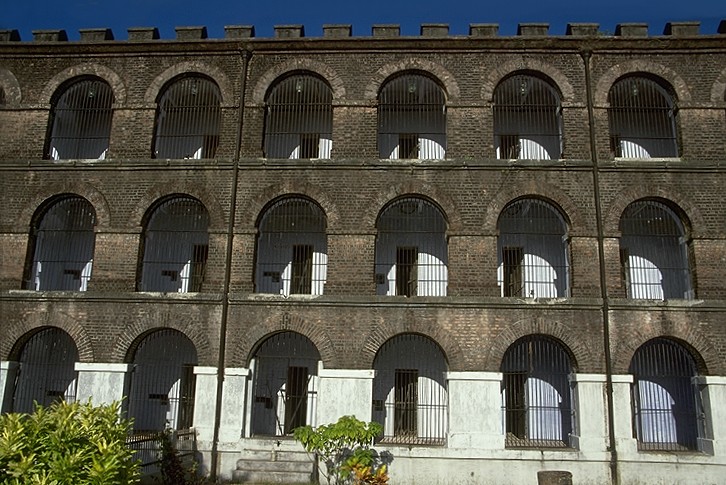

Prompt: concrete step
xmin=238 ymin=448 xmax=312 ymax=463
xmin=236 ymin=457 xmax=312 ymax=473
xmin=231 ymin=469 xmax=313 ymax=484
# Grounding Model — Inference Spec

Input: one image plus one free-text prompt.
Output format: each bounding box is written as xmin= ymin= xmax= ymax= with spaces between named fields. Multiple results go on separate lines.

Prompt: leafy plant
xmin=156 ymin=429 xmax=207 ymax=485
xmin=0 ymin=400 xmax=140 ymax=485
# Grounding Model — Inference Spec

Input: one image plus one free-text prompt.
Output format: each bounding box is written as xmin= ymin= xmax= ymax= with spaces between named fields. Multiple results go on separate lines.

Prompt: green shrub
xmin=0 ymin=400 xmax=140 ymax=485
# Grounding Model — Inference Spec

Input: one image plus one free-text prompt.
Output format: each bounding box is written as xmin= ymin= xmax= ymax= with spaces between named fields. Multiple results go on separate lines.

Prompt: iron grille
xmin=493 ymin=73 xmax=562 ymax=160
xmin=619 ymin=200 xmax=692 ymax=299
xmin=497 ymin=198 xmax=570 ymax=298
xmin=378 ymin=73 xmax=446 ymax=159
xmin=501 ymin=335 xmax=574 ymax=448
xmin=255 ymin=197 xmax=327 ymax=296
xmin=629 ymin=338 xmax=703 ymax=451
xmin=25 ymin=196 xmax=96 ymax=291
xmin=138 ymin=196 xmax=210 ymax=293
xmin=46 ymin=77 xmax=114 ymax=160
xmin=375 ymin=197 xmax=448 ymax=297
xmin=12 ymin=327 xmax=79 ymax=413
xmin=264 ymin=73 xmax=333 ymax=159
xmin=153 ymin=76 xmax=221 ymax=159
xmin=608 ymin=76 xmax=678 ymax=158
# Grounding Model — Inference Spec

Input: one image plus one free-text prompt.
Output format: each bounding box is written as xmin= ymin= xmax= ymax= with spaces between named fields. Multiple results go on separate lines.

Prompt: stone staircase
xmin=232 ymin=438 xmax=316 ymax=484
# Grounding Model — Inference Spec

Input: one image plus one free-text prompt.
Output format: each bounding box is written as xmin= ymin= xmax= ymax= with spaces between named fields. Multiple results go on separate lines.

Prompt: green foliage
xmin=156 ymin=429 xmax=206 ymax=485
xmin=0 ymin=400 xmax=140 ymax=485
xmin=293 ymin=416 xmax=388 ymax=485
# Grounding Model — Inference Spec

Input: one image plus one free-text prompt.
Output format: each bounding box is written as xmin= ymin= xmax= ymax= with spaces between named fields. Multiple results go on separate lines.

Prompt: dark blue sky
xmin=3 ymin=0 xmax=725 ymax=40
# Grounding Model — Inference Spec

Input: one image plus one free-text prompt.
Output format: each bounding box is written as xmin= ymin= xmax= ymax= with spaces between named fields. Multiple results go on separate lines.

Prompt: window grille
xmin=375 ymin=197 xmax=448 ymax=296
xmin=501 ymin=335 xmax=574 ymax=448
xmin=12 ymin=327 xmax=79 ymax=413
xmin=138 ymin=196 xmax=210 ymax=293
xmin=608 ymin=76 xmax=678 ymax=158
xmin=251 ymin=332 xmax=321 ymax=436
xmin=256 ymin=197 xmax=327 ymax=295
xmin=46 ymin=77 xmax=114 ymax=160
xmin=153 ymin=76 xmax=221 ymax=159
xmin=493 ymin=73 xmax=562 ymax=160
xmin=629 ymin=338 xmax=704 ymax=451
xmin=264 ymin=73 xmax=333 ymax=159
xmin=619 ymin=200 xmax=692 ymax=299
xmin=25 ymin=196 xmax=96 ymax=291
xmin=378 ymin=73 xmax=446 ymax=159
xmin=127 ymin=329 xmax=198 ymax=432
xmin=0 ymin=86 xmax=6 ymax=105
xmin=497 ymin=198 xmax=569 ymax=298
xmin=372 ymin=334 xmax=448 ymax=445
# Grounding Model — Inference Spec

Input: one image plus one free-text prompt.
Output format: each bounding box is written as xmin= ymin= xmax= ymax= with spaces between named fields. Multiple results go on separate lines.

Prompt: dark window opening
xmin=284 ymin=366 xmax=309 ymax=434
xmin=189 ymin=244 xmax=209 ymax=292
xmin=498 ymin=134 xmax=519 ymax=159
xmin=503 ymin=247 xmax=524 ymax=297
xmin=394 ymin=369 xmax=418 ymax=437
xmin=291 ymin=245 xmax=313 ymax=294
xmin=396 ymin=247 xmax=418 ymax=296
xmin=300 ymin=133 xmax=320 ymax=158
xmin=399 ymin=134 xmax=419 ymax=159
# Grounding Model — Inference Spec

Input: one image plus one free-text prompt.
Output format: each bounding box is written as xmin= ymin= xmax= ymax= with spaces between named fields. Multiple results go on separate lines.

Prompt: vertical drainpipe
xmin=581 ymin=48 xmax=619 ymax=485
xmin=210 ymin=46 xmax=250 ymax=481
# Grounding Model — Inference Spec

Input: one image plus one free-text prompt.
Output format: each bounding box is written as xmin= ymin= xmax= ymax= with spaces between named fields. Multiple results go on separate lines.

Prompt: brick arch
xmin=364 ymin=59 xmax=460 ymax=101
xmin=481 ymin=60 xmax=575 ymax=104
xmin=485 ymin=317 xmax=594 ymax=372
xmin=250 ymin=59 xmax=346 ymax=105
xmin=0 ymin=68 xmax=22 ymax=104
xmin=144 ymin=62 xmax=235 ymax=106
xmin=593 ymin=61 xmax=691 ymax=106
xmin=129 ymin=183 xmax=226 ymax=231
xmin=710 ymin=66 xmax=726 ymax=104
xmin=39 ymin=63 xmax=127 ymax=105
xmin=232 ymin=315 xmax=336 ymax=368
xmin=2 ymin=312 xmax=94 ymax=363
xmin=15 ymin=183 xmax=112 ymax=232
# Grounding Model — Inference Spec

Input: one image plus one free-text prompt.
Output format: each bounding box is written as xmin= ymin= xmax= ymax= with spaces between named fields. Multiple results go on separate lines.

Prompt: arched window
xmin=378 ymin=72 xmax=446 ymax=159
xmin=501 ymin=335 xmax=574 ymax=448
xmin=375 ymin=197 xmax=448 ymax=296
xmin=493 ymin=73 xmax=562 ymax=160
xmin=497 ymin=198 xmax=569 ymax=298
xmin=46 ymin=77 xmax=114 ymax=160
xmin=153 ymin=75 xmax=221 ymax=159
xmin=619 ymin=200 xmax=692 ymax=299
xmin=127 ymin=329 xmax=198 ymax=432
xmin=372 ymin=334 xmax=448 ymax=445
xmin=608 ymin=76 xmax=678 ymax=158
xmin=264 ymin=73 xmax=333 ymax=159
xmin=138 ymin=196 xmax=210 ymax=293
xmin=255 ymin=197 xmax=327 ymax=296
xmin=630 ymin=338 xmax=704 ymax=451
xmin=24 ymin=195 xmax=96 ymax=291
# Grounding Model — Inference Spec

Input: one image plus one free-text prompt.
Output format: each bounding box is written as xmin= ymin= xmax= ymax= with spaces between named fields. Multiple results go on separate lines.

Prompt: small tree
xmin=0 ymin=400 xmax=140 ymax=485
xmin=293 ymin=415 xmax=389 ymax=485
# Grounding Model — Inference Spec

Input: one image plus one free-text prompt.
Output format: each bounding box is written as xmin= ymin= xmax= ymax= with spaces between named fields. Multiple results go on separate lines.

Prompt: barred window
xmin=256 ymin=197 xmax=327 ymax=296
xmin=378 ymin=72 xmax=446 ymax=159
xmin=138 ymin=196 xmax=210 ymax=293
xmin=619 ymin=199 xmax=693 ymax=300
xmin=501 ymin=335 xmax=575 ymax=448
xmin=497 ymin=198 xmax=569 ymax=298
xmin=46 ymin=77 xmax=114 ymax=160
xmin=608 ymin=76 xmax=679 ymax=158
xmin=153 ymin=75 xmax=221 ymax=159
xmin=264 ymin=73 xmax=332 ymax=159
xmin=375 ymin=197 xmax=448 ymax=296
xmin=24 ymin=195 xmax=96 ymax=291
xmin=494 ymin=73 xmax=562 ymax=160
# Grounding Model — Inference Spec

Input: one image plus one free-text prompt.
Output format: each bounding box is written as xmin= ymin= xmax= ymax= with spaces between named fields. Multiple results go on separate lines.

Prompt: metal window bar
xmin=497 ymin=199 xmax=569 ymax=298
xmin=25 ymin=196 xmax=96 ymax=291
xmin=501 ymin=335 xmax=574 ymax=448
xmin=375 ymin=197 xmax=448 ymax=297
xmin=139 ymin=196 xmax=210 ymax=293
xmin=378 ymin=73 xmax=446 ymax=159
xmin=154 ymin=76 xmax=221 ymax=159
xmin=629 ymin=338 xmax=702 ymax=451
xmin=608 ymin=77 xmax=678 ymax=158
xmin=619 ymin=200 xmax=692 ymax=300
xmin=47 ymin=78 xmax=114 ymax=160
xmin=264 ymin=74 xmax=333 ymax=159
xmin=493 ymin=74 xmax=562 ymax=160
xmin=12 ymin=328 xmax=79 ymax=413
xmin=256 ymin=197 xmax=327 ymax=296
xmin=372 ymin=334 xmax=448 ymax=445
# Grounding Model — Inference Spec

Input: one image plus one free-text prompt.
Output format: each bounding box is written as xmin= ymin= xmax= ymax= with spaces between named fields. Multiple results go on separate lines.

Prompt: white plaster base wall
xmin=447 ymin=372 xmax=504 ymax=449
xmin=316 ymin=364 xmax=374 ymax=425
xmin=0 ymin=361 xmax=19 ymax=413
xmin=192 ymin=366 xmax=218 ymax=443
xmin=618 ymin=460 xmax=726 ymax=485
xmin=74 ymin=362 xmax=131 ymax=405
xmin=218 ymin=367 xmax=249 ymax=442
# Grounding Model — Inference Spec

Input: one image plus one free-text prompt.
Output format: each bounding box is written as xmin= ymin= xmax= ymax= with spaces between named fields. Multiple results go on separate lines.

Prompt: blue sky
xmin=3 ymin=0 xmax=725 ymax=40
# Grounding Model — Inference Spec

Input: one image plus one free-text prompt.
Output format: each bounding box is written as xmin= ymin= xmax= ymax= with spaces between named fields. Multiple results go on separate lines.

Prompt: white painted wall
xmin=75 ymin=362 xmax=131 ymax=405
